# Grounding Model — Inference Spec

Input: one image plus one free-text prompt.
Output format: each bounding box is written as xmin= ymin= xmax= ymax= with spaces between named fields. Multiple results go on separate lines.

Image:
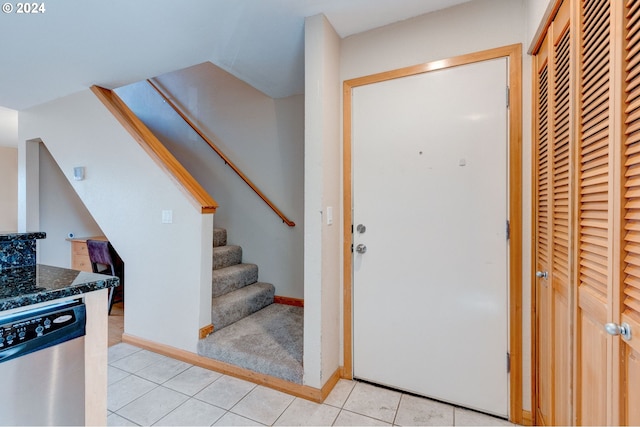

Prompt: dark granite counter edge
xmin=0 ymin=232 xmax=47 ymax=242
xmin=0 ymin=277 xmax=119 ymax=312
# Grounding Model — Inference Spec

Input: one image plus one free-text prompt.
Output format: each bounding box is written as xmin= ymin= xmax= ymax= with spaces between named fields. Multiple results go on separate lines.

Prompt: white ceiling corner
xmin=0 ymin=0 xmax=472 ymax=111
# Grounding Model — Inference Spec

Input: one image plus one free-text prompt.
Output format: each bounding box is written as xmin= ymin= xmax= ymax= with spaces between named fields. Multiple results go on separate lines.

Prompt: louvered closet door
xmin=576 ymin=0 xmax=613 ymax=424
xmin=550 ymin=8 xmax=572 ymax=424
xmin=534 ymin=2 xmax=573 ymax=424
xmin=534 ymin=31 xmax=553 ymax=426
xmin=621 ymin=1 xmax=640 ymax=424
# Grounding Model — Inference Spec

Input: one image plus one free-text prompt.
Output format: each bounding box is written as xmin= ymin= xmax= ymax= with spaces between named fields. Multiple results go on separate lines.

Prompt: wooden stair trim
xmin=199 ymin=324 xmax=214 ymax=339
xmin=274 ymin=296 xmax=304 ymax=307
xmin=146 ymin=79 xmax=294 ymax=226
xmin=91 ymin=85 xmax=218 ymax=214
xmin=122 ymin=334 xmax=340 ymax=402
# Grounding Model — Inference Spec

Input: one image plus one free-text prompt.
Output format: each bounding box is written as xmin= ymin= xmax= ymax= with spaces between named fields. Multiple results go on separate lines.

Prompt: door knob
xmin=357 ymin=224 xmax=367 ymax=234
xmin=604 ymin=322 xmax=632 ymax=341
xmin=356 ymin=244 xmax=367 ymax=254
xmin=536 ymin=271 xmax=548 ymax=279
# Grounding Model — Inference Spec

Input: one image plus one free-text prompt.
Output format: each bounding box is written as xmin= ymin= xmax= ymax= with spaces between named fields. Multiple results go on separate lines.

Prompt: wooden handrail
xmin=146 ymin=79 xmax=295 ymax=227
xmin=91 ymin=85 xmax=218 ymax=214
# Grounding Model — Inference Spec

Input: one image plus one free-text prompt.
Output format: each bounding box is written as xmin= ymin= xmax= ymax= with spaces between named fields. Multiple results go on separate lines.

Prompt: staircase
xmin=198 ymin=227 xmax=304 ymax=383
xmin=209 ymin=228 xmax=275 ymax=330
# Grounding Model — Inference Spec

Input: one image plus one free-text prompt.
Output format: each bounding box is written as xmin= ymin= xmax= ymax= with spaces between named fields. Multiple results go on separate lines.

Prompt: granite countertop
xmin=0 ymin=232 xmax=46 ymax=242
xmin=0 ymin=264 xmax=119 ymax=312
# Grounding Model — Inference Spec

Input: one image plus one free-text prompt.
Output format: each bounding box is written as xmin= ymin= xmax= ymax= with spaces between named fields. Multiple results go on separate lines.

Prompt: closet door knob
xmin=604 ymin=322 xmax=632 ymax=341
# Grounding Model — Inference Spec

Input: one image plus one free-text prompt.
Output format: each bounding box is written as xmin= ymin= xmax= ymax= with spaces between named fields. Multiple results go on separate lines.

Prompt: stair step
xmin=213 ymin=228 xmax=227 ymax=248
xmin=213 ymin=245 xmax=242 ymax=270
xmin=212 ymin=263 xmax=258 ymax=298
xmin=198 ymin=304 xmax=304 ymax=384
xmin=211 ymin=282 xmax=275 ymax=331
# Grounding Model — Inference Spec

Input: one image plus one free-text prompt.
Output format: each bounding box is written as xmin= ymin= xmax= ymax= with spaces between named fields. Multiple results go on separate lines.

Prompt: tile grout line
xmin=271 ymin=395 xmax=296 ymax=426
xmin=152 ymin=370 xmax=237 ymax=425
xmin=112 ymin=382 xmax=162 ymax=417
xmin=226 ymin=408 xmax=265 ymax=426
xmin=392 ymin=393 xmax=404 ymax=426
xmin=109 ymin=410 xmax=142 ymax=426
xmin=228 ymin=383 xmax=259 ymax=412
xmin=330 ymin=379 xmax=356 ymax=426
xmin=152 ymin=396 xmax=226 ymax=427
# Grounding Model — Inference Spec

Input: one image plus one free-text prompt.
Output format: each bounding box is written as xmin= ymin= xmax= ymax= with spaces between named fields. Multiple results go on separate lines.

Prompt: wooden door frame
xmin=342 ymin=44 xmax=524 ymax=424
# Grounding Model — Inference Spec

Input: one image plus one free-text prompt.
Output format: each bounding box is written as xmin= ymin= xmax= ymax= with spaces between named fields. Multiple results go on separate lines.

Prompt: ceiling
xmin=0 ymin=0 xmax=471 ymax=111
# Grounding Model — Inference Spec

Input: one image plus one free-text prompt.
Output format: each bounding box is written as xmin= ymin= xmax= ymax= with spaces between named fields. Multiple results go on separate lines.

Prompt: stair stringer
xmin=18 ymin=89 xmax=214 ymax=352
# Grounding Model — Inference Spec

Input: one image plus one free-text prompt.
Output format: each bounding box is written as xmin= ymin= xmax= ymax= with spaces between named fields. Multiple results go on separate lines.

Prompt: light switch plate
xmin=161 ymin=210 xmax=173 ymax=224
xmin=73 ymin=167 xmax=85 ymax=181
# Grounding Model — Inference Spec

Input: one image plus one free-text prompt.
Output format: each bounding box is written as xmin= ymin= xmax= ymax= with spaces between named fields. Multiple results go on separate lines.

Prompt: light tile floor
xmin=107 ymin=343 xmax=515 ymax=426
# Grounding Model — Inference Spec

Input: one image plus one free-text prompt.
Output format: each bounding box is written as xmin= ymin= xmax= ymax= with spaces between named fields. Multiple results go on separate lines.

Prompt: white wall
xmin=304 ymin=14 xmax=342 ymax=388
xmin=526 ymin=0 xmax=555 ymax=51
xmin=0 ymin=107 xmax=18 ymax=231
xmin=0 ymin=106 xmax=18 ymax=147
xmin=338 ymin=0 xmax=533 ymax=411
xmin=116 ymin=63 xmax=304 ymax=299
xmin=19 ymin=90 xmax=214 ymax=352
xmin=38 ymin=143 xmax=103 ymax=268
xmin=0 ymin=147 xmax=18 ymax=231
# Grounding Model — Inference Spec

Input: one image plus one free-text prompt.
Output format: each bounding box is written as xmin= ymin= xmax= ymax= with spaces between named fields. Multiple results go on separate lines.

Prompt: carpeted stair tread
xmin=212 ymin=263 xmax=259 ymax=298
xmin=211 ymin=282 xmax=275 ymax=331
xmin=198 ymin=304 xmax=303 ymax=384
xmin=213 ymin=245 xmax=242 ymax=270
xmin=213 ymin=228 xmax=227 ymax=248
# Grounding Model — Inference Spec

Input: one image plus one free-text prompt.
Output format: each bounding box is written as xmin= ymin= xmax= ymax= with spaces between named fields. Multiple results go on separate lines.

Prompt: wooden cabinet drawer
xmin=72 ymin=254 xmax=92 ymax=272
xmin=68 ymin=236 xmax=106 ymax=273
xmin=72 ymin=241 xmax=88 ymax=255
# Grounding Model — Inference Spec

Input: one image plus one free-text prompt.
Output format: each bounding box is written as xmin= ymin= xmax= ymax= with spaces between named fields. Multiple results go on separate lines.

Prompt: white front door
xmin=352 ymin=58 xmax=509 ymax=417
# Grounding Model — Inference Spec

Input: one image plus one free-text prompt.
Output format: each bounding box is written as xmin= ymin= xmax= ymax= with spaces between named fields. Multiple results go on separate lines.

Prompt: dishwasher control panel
xmin=0 ymin=300 xmax=86 ymax=363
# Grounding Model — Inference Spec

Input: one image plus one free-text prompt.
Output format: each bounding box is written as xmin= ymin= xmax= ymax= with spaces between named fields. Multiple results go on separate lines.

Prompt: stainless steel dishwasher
xmin=0 ymin=299 xmax=86 ymax=426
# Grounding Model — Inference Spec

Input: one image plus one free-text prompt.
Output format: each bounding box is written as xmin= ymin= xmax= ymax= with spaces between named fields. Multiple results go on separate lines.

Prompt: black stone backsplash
xmin=0 ymin=232 xmax=46 ymax=271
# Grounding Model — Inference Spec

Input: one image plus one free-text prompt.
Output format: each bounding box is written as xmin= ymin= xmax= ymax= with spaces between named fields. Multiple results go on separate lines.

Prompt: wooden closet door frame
xmin=617 ymin=1 xmax=638 ymax=424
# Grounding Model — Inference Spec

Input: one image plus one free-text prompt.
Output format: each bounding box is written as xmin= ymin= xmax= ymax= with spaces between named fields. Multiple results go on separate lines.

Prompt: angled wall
xmin=116 ymin=63 xmax=304 ymax=299
xmin=37 ymin=143 xmax=104 ymax=268
xmin=18 ymin=90 xmax=213 ymax=352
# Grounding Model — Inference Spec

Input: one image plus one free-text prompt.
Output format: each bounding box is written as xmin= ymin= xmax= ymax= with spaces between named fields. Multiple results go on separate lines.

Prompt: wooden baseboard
xmin=274 ymin=296 xmax=304 ymax=307
xmin=199 ymin=324 xmax=214 ymax=339
xmin=321 ymin=367 xmax=341 ymax=400
xmin=122 ymin=333 xmax=339 ymax=402
xmin=521 ymin=409 xmax=533 ymax=426
xmin=339 ymin=366 xmax=353 ymax=380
